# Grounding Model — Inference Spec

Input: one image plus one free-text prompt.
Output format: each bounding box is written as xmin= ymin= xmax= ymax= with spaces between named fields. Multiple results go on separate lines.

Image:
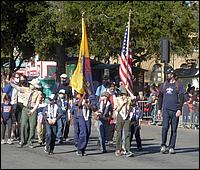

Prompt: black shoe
xmin=101 ymin=150 xmax=107 ymax=153
xmin=82 ymin=151 xmax=87 ymax=156
xmin=38 ymin=141 xmax=43 ymax=146
xmin=58 ymin=140 xmax=63 ymax=144
xmin=49 ymin=150 xmax=54 ymax=155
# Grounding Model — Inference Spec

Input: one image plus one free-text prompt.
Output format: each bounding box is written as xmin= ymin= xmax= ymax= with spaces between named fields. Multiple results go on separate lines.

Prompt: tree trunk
xmin=55 ymin=43 xmax=66 ymax=81
xmin=9 ymin=51 xmax=15 ymax=76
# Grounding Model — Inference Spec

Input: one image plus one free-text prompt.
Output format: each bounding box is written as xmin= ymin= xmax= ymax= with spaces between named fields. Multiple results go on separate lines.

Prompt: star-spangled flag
xmin=119 ymin=23 xmax=134 ymax=95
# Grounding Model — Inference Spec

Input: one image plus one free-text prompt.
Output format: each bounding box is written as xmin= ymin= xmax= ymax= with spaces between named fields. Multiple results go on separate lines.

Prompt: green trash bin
xmin=40 ymin=77 xmax=56 ymax=100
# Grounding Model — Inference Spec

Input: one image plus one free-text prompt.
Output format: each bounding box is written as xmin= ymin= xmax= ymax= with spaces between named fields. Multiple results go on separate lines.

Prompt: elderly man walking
xmin=11 ymin=78 xmax=43 ymax=148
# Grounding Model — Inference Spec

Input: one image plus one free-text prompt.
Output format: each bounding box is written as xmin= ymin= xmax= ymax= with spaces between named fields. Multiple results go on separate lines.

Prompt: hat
xmin=60 ymin=74 xmax=68 ymax=78
xmin=59 ymin=89 xmax=66 ymax=94
xmin=102 ymin=75 xmax=109 ymax=80
xmin=101 ymin=91 xmax=110 ymax=98
xmin=118 ymin=86 xmax=127 ymax=94
xmin=48 ymin=94 xmax=55 ymax=101
xmin=34 ymin=79 xmax=42 ymax=88
xmin=29 ymin=79 xmax=42 ymax=88
xmin=165 ymin=66 xmax=174 ymax=74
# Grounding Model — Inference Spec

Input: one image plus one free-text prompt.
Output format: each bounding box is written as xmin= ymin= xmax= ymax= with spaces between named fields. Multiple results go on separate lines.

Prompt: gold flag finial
xmin=82 ymin=11 xmax=85 ymax=17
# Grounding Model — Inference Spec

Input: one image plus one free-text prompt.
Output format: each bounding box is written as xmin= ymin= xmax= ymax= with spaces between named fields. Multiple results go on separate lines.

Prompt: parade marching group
xmin=1 ymin=73 xmax=141 ymax=157
xmin=1 ymin=67 xmax=199 ymax=157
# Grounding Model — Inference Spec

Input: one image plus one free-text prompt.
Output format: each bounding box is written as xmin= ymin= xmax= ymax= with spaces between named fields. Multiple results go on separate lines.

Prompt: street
xmin=1 ymin=124 xmax=199 ymax=169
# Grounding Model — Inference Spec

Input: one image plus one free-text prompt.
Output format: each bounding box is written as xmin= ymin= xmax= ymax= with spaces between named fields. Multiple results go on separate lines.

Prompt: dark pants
xmin=85 ymin=119 xmax=91 ymax=147
xmin=63 ymin=120 xmax=70 ymax=139
xmin=1 ymin=118 xmax=12 ymax=139
xmin=11 ymin=104 xmax=22 ymax=139
xmin=11 ymin=104 xmax=17 ymax=138
xmin=130 ymin=123 xmax=142 ymax=149
xmin=182 ymin=104 xmax=190 ymax=124
xmin=74 ymin=116 xmax=88 ymax=153
xmin=98 ymin=118 xmax=109 ymax=151
xmin=56 ymin=116 xmax=66 ymax=142
xmin=161 ymin=109 xmax=179 ymax=149
xmin=16 ymin=103 xmax=23 ymax=139
xmin=106 ymin=124 xmax=115 ymax=141
xmin=116 ymin=114 xmax=131 ymax=152
xmin=45 ymin=121 xmax=57 ymax=152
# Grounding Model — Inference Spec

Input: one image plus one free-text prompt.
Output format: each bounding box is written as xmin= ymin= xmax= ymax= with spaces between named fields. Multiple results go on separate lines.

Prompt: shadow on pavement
xmin=175 ymin=147 xmax=199 ymax=153
xmin=53 ymin=149 xmax=77 ymax=155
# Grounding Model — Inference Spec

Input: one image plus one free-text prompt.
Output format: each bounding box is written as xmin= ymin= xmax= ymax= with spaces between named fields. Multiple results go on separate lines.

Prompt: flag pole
xmin=125 ymin=9 xmax=132 ymax=117
xmin=125 ymin=9 xmax=132 ymax=88
xmin=125 ymin=9 xmax=132 ymax=96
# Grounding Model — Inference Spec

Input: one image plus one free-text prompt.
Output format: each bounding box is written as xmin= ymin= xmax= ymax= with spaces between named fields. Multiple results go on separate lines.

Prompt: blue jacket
xmin=3 ymin=83 xmax=13 ymax=98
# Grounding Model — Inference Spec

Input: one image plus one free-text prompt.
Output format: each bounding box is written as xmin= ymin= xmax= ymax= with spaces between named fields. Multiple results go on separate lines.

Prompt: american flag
xmin=119 ymin=24 xmax=134 ymax=95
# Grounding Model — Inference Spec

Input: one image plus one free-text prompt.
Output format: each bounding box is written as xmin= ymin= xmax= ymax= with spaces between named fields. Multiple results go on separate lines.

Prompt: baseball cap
xmin=59 ymin=89 xmax=66 ymax=94
xmin=60 ymin=74 xmax=68 ymax=78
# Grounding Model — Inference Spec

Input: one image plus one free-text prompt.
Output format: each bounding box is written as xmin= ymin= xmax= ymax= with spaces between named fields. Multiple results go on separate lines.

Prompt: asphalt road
xmin=1 ymin=123 xmax=199 ymax=169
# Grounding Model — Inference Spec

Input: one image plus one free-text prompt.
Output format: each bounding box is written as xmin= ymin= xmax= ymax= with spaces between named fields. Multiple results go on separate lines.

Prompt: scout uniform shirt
xmin=114 ymin=96 xmax=132 ymax=120
xmin=11 ymin=84 xmax=42 ymax=109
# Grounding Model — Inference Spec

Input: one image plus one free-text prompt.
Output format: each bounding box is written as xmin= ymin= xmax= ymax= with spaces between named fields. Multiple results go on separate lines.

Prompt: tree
xmin=25 ymin=1 xmax=82 ymax=80
xmin=129 ymin=1 xmax=199 ymax=61
xmin=1 ymin=1 xmax=47 ymax=74
xmin=2 ymin=1 xmax=198 ymax=77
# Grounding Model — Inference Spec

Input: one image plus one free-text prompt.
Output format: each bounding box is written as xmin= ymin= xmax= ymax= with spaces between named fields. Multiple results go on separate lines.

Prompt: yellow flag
xmin=70 ymin=15 xmax=90 ymax=94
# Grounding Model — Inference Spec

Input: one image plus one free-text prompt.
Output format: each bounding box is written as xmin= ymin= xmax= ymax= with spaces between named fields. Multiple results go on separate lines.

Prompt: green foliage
xmin=1 ymin=1 xmax=199 ymax=71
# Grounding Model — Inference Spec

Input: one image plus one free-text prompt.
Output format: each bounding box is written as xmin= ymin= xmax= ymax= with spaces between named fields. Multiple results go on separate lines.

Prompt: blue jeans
xmin=98 ymin=118 xmax=109 ymax=151
xmin=45 ymin=121 xmax=57 ymax=152
xmin=161 ymin=109 xmax=179 ymax=149
xmin=151 ymin=105 xmax=157 ymax=124
xmin=182 ymin=104 xmax=190 ymax=124
xmin=56 ymin=115 xmax=66 ymax=141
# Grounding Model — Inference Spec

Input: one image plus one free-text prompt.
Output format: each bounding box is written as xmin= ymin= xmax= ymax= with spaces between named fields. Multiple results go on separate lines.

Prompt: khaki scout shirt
xmin=11 ymin=84 xmax=42 ymax=110
xmin=114 ymin=96 xmax=132 ymax=120
xmin=15 ymin=86 xmax=32 ymax=107
xmin=18 ymin=90 xmax=27 ymax=104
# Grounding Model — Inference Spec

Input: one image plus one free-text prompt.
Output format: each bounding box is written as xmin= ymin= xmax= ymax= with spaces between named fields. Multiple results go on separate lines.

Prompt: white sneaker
xmin=169 ymin=148 xmax=176 ymax=154
xmin=1 ymin=139 xmax=6 ymax=144
xmin=160 ymin=146 xmax=167 ymax=154
xmin=122 ymin=144 xmax=126 ymax=151
xmin=125 ymin=151 xmax=134 ymax=157
xmin=7 ymin=139 xmax=13 ymax=145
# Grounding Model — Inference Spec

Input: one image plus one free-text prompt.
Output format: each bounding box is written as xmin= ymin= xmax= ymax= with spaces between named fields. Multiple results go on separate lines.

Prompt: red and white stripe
xmin=119 ymin=24 xmax=133 ymax=95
